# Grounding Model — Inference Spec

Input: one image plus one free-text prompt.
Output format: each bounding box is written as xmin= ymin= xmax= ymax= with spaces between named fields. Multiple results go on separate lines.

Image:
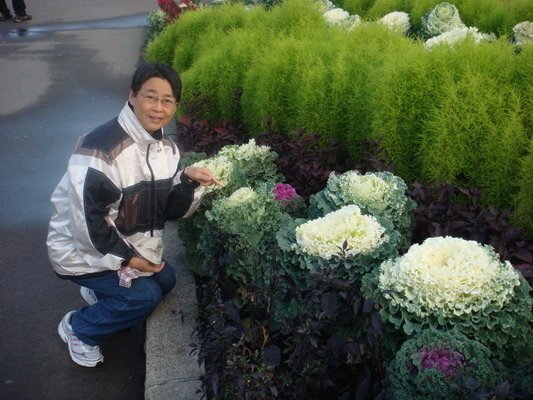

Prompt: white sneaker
xmin=80 ymin=286 xmax=98 ymax=305
xmin=58 ymin=311 xmax=104 ymax=367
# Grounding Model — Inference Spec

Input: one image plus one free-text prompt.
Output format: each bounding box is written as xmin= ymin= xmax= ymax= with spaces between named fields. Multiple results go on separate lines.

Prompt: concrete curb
xmin=145 ymin=220 xmax=204 ymax=400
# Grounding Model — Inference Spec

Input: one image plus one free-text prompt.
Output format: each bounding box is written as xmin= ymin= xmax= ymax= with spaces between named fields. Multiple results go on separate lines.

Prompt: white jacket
xmin=47 ymin=103 xmax=203 ymax=277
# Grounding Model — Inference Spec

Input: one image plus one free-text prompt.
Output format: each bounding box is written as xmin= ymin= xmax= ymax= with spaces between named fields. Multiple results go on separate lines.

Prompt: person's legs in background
xmin=11 ymin=0 xmax=31 ymax=22
xmin=0 ymin=0 xmax=13 ymax=20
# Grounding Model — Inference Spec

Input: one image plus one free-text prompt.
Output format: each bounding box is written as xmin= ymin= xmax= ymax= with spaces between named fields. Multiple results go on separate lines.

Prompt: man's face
xmin=129 ymin=77 xmax=177 ymax=134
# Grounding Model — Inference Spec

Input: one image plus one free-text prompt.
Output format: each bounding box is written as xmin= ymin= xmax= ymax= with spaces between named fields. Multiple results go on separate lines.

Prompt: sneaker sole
xmin=58 ymin=316 xmax=103 ymax=368
xmin=80 ymin=287 xmax=97 ymax=306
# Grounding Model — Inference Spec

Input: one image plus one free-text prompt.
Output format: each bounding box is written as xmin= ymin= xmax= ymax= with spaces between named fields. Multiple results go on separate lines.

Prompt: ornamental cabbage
xmin=378 ymin=11 xmax=410 ymax=35
xmin=424 ymin=27 xmax=495 ymax=49
xmin=273 ymin=183 xmax=307 ymax=218
xmin=203 ymin=184 xmax=291 ymax=306
xmin=206 ymin=185 xmax=286 ymax=249
xmin=323 ymin=8 xmax=361 ymax=30
xmin=379 ymin=237 xmax=520 ymax=318
xmin=513 ymin=21 xmax=533 ymax=45
xmin=191 ymin=139 xmax=281 ymax=195
xmin=277 ymin=205 xmax=399 ymax=285
xmin=362 ymin=236 xmax=533 ymax=362
xmin=295 ymin=205 xmax=387 ymax=260
xmin=192 ymin=155 xmax=235 ymax=192
xmin=385 ymin=329 xmax=497 ymax=400
xmin=421 ymin=2 xmax=465 ymax=38
xmin=309 ymin=171 xmax=415 ymax=250
xmin=217 ymin=139 xmax=280 ymax=184
xmin=316 ymin=0 xmax=335 ymax=13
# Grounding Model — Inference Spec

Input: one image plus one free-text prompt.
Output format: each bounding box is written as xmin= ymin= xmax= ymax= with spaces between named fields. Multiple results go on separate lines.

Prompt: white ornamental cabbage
xmin=513 ymin=21 xmax=533 ymax=45
xmin=316 ymin=0 xmax=336 ymax=13
xmin=424 ymin=26 xmax=495 ymax=49
xmin=421 ymin=2 xmax=465 ymax=38
xmin=295 ymin=205 xmax=387 ymax=259
xmin=378 ymin=11 xmax=410 ymax=35
xmin=323 ymin=8 xmax=349 ymax=25
xmin=335 ymin=171 xmax=397 ymax=212
xmin=218 ymin=139 xmax=270 ymax=162
xmin=192 ymin=155 xmax=234 ymax=192
xmin=323 ymin=8 xmax=361 ymax=30
xmin=378 ymin=237 xmax=521 ymax=318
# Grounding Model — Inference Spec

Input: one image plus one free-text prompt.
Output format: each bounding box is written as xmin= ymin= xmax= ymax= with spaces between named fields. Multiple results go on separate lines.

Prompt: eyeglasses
xmin=137 ymin=91 xmax=177 ymax=108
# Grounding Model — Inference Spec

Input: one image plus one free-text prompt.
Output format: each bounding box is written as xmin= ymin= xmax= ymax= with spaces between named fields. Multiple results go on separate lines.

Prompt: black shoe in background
xmin=0 ymin=12 xmax=13 ymax=21
xmin=12 ymin=14 xmax=32 ymax=22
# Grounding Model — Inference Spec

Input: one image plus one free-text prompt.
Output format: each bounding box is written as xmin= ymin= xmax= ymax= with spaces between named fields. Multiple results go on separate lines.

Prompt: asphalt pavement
xmin=0 ymin=1 xmax=160 ymax=399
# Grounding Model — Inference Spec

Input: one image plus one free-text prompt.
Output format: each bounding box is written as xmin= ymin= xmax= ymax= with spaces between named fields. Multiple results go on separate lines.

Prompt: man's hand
xmin=183 ymin=166 xmax=222 ymax=187
xmin=127 ymin=256 xmax=165 ymax=273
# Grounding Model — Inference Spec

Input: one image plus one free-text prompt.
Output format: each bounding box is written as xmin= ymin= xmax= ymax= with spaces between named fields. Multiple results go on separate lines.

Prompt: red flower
xmin=157 ymin=0 xmax=181 ymax=21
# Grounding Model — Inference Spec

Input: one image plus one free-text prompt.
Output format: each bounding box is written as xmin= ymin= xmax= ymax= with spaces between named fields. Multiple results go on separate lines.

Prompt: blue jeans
xmin=69 ymin=263 xmax=176 ymax=346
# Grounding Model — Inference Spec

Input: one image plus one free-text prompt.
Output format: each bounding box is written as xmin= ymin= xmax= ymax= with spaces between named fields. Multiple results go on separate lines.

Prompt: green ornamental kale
xmin=385 ymin=329 xmax=498 ymax=400
xmin=309 ymin=171 xmax=415 ymax=250
xmin=202 ymin=184 xmax=291 ymax=305
xmin=147 ymin=9 xmax=169 ymax=41
xmin=421 ymin=2 xmax=466 ymax=38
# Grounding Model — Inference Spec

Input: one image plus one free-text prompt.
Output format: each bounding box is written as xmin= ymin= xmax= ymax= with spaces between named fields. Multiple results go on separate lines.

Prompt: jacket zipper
xmin=146 ymin=144 xmax=156 ymax=237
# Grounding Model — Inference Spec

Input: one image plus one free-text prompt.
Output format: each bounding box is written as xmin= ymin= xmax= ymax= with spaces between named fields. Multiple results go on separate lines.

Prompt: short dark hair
xmin=130 ymin=63 xmax=182 ymax=102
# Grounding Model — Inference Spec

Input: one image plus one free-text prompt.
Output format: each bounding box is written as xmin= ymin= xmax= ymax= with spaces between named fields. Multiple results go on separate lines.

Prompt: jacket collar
xmin=117 ymin=102 xmax=163 ymax=147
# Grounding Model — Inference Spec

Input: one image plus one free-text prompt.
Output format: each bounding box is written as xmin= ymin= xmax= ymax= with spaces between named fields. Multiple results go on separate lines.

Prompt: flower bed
xmin=172 ymin=125 xmax=532 ymax=398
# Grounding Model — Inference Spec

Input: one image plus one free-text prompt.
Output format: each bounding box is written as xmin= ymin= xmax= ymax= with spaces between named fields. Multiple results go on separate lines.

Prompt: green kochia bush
xmin=372 ymin=39 xmax=532 ymax=227
xmin=144 ymin=5 xmax=260 ymax=70
xmin=383 ymin=329 xmax=499 ymax=400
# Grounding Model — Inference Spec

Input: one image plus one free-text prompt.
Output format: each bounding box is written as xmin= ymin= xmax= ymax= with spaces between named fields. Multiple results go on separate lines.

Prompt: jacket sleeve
xmin=164 ymin=169 xmax=205 ymax=220
xmin=67 ymin=164 xmax=135 ymax=270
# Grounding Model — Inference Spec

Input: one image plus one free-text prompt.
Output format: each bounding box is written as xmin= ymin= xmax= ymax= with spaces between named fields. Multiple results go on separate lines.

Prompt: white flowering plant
xmin=362 ymin=236 xmax=533 ymax=362
xmin=316 ymin=0 xmax=335 ymax=13
xmin=424 ymin=26 xmax=495 ymax=49
xmin=378 ymin=11 xmax=410 ymax=35
xmin=309 ymin=171 xmax=416 ymax=250
xmin=323 ymin=8 xmax=361 ymax=31
xmin=277 ymin=205 xmax=400 ymax=283
xmin=513 ymin=21 xmax=533 ymax=45
xmin=420 ymin=2 xmax=465 ymax=38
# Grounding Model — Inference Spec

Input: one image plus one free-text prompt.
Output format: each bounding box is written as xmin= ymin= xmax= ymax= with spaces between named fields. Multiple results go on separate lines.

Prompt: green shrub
xmin=327 ymin=23 xmax=413 ymax=159
xmin=512 ymin=141 xmax=533 ymax=233
xmin=180 ymin=27 xmax=269 ymax=122
xmin=418 ymin=41 xmax=529 ymax=210
xmin=144 ymin=16 xmax=182 ymax=65
xmin=243 ymin=37 xmax=321 ymax=133
xmin=370 ymin=42 xmax=436 ymax=181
